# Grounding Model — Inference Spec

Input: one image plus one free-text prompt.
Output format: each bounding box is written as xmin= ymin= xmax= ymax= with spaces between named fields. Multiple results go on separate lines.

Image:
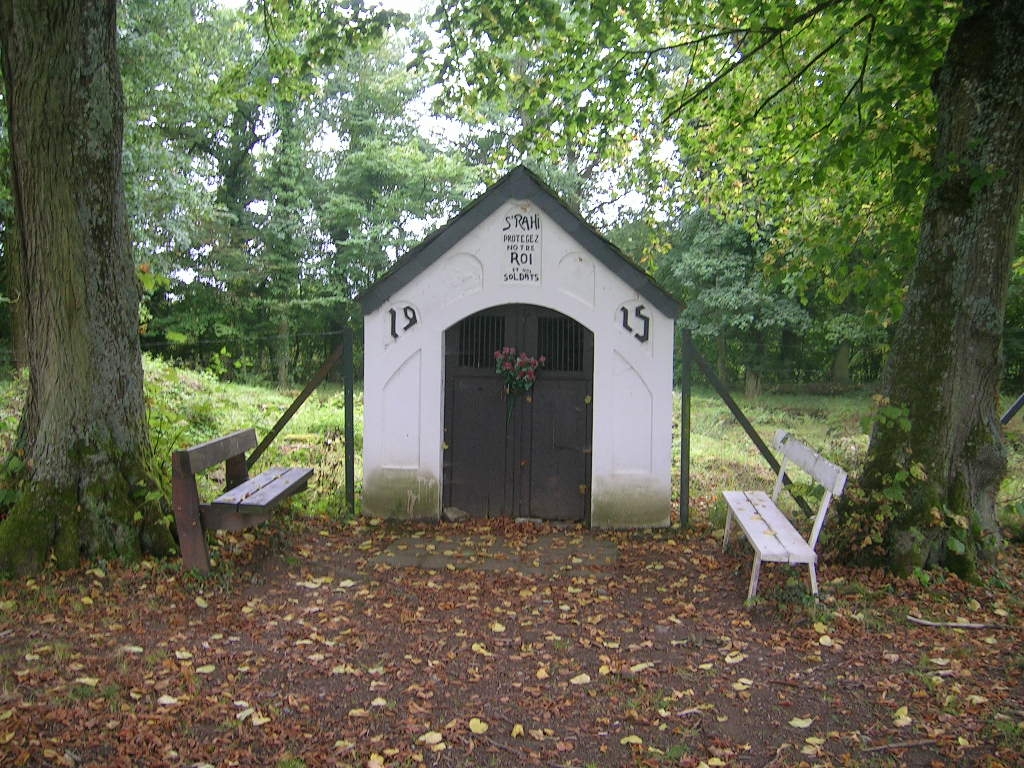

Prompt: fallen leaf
xmin=570 ymin=673 xmax=591 ymax=685
xmin=468 ymin=717 xmax=488 ymax=734
xmin=417 ymin=730 xmax=444 ymax=746
xmin=620 ymin=734 xmax=643 ymax=745
xmin=490 ymin=621 xmax=506 ymax=633
xmin=196 ymin=665 xmax=215 ymax=675
xmin=74 ymin=677 xmax=99 ymax=687
xmin=511 ymin=723 xmax=525 ymax=738
xmin=789 ymin=717 xmax=814 ymax=728
xmin=157 ymin=695 xmax=179 ymax=706
xmin=194 ymin=596 xmax=208 ymax=609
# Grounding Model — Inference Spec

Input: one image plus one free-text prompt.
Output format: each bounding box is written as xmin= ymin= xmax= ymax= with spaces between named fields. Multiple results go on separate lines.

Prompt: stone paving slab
xmin=372 ymin=528 xmax=619 ymax=575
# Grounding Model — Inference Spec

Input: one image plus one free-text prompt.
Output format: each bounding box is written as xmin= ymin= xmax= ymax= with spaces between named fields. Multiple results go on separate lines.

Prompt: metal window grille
xmin=458 ymin=314 xmax=505 ymax=368
xmin=537 ymin=316 xmax=585 ymax=372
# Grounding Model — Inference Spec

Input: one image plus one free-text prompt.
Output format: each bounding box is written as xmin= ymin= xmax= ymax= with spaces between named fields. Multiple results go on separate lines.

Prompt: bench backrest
xmin=175 ymin=428 xmax=258 ymax=474
xmin=771 ymin=430 xmax=848 ymax=550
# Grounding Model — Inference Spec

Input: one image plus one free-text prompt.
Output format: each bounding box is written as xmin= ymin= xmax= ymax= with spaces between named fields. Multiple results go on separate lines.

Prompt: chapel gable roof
xmin=359 ymin=165 xmax=681 ymax=317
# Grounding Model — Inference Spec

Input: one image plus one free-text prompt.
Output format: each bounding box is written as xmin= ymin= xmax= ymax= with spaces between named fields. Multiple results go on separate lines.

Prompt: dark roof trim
xmin=358 ymin=165 xmax=681 ymax=318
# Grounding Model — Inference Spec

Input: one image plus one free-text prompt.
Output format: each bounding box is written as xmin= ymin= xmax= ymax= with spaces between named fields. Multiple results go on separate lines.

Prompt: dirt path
xmin=1 ymin=516 xmax=1021 ymax=767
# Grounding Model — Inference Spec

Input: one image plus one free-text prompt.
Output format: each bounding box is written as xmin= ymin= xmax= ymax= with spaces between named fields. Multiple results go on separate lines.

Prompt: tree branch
xmin=907 ymin=615 xmax=1008 ymax=630
xmin=750 ymin=13 xmax=875 ymax=122
xmin=663 ymin=0 xmax=856 ymax=119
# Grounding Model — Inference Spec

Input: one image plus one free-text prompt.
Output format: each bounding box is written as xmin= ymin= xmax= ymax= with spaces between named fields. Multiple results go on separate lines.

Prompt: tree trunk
xmin=0 ymin=0 xmax=174 ymax=575
xmin=845 ymin=0 xmax=1024 ymax=576
xmin=831 ymin=341 xmax=851 ymax=387
xmin=715 ymin=334 xmax=729 ymax=385
xmin=1 ymin=216 xmax=29 ymax=369
xmin=277 ymin=312 xmax=290 ymax=388
xmin=744 ymin=369 xmax=762 ymax=399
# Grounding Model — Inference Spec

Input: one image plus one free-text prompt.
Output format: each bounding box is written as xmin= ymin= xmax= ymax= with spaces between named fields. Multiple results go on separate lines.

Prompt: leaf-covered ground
xmin=1 ymin=513 xmax=1022 ymax=768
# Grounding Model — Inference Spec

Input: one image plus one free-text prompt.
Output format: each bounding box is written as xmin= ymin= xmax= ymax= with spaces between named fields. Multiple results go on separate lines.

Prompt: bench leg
xmin=172 ymin=453 xmax=211 ymax=574
xmin=746 ymin=553 xmax=762 ymax=602
xmin=723 ymin=506 xmax=734 ymax=552
xmin=808 ymin=563 xmax=819 ymax=598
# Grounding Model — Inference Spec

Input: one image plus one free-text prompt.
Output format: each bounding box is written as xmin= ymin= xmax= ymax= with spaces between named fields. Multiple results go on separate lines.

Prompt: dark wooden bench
xmin=171 ymin=428 xmax=313 ymax=572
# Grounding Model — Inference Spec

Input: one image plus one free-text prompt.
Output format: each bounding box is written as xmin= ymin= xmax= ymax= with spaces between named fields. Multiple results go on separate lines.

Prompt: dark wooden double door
xmin=443 ymin=304 xmax=593 ymax=521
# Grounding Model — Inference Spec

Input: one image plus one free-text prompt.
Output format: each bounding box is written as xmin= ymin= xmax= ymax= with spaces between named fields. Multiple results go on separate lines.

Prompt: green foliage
xmin=430 ymin=0 xmax=948 ymax=308
xmin=121 ymin=2 xmax=477 ymax=385
xmin=142 ymin=355 xmax=360 ymax=518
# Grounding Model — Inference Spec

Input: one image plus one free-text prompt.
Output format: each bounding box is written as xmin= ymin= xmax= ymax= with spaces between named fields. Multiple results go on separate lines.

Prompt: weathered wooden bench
xmin=722 ymin=430 xmax=847 ymax=602
xmin=171 ymin=428 xmax=313 ymax=573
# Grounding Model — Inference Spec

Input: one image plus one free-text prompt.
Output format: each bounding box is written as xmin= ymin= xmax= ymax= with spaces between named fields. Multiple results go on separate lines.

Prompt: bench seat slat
xmin=722 ymin=491 xmax=789 ymax=561
xmin=746 ymin=493 xmax=815 ymax=564
xmin=200 ymin=507 xmax=273 ymax=533
xmin=209 ymin=467 xmax=313 ymax=512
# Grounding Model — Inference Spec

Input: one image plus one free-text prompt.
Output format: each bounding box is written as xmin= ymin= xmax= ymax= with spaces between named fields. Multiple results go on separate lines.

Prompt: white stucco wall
xmin=362 ymin=197 xmax=675 ymax=526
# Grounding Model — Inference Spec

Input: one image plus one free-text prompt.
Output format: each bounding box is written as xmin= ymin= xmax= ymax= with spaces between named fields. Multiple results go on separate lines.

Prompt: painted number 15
xmin=620 ymin=304 xmax=650 ymax=343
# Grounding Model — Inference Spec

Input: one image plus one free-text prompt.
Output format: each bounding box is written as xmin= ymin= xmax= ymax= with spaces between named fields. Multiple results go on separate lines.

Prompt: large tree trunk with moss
xmin=841 ymin=0 xmax=1023 ymax=577
xmin=0 ymin=0 xmax=174 ymax=576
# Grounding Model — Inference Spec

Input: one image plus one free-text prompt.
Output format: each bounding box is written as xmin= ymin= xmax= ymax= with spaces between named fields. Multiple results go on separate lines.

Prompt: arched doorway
xmin=443 ymin=304 xmax=594 ymax=521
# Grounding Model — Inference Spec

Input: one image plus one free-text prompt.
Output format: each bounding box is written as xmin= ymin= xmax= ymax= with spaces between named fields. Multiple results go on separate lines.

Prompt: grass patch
xmin=2 ymin=360 xmax=1021 ymax=536
xmin=143 ymin=355 xmax=362 ymax=518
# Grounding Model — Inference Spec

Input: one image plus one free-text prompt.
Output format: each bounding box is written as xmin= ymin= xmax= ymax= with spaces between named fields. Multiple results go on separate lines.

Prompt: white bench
xmin=723 ymin=430 xmax=847 ymax=601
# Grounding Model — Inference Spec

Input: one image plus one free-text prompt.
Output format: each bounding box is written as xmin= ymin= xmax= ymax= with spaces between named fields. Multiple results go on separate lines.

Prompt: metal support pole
xmin=247 ymin=338 xmax=347 ymax=470
xmin=343 ymin=326 xmax=356 ymax=516
xmin=689 ymin=341 xmax=813 ymax=517
xmin=678 ymin=329 xmax=692 ymax=528
xmin=1001 ymin=392 xmax=1024 ymax=425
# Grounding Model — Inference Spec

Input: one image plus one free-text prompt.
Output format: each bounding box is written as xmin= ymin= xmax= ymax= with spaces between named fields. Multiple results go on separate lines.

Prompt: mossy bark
xmin=0 ymin=0 xmax=175 ymax=576
xmin=841 ymin=0 xmax=1023 ymax=577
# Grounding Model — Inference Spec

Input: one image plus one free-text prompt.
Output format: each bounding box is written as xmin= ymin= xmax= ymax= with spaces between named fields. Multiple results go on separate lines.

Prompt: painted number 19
xmin=389 ymin=306 xmax=418 ymax=339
